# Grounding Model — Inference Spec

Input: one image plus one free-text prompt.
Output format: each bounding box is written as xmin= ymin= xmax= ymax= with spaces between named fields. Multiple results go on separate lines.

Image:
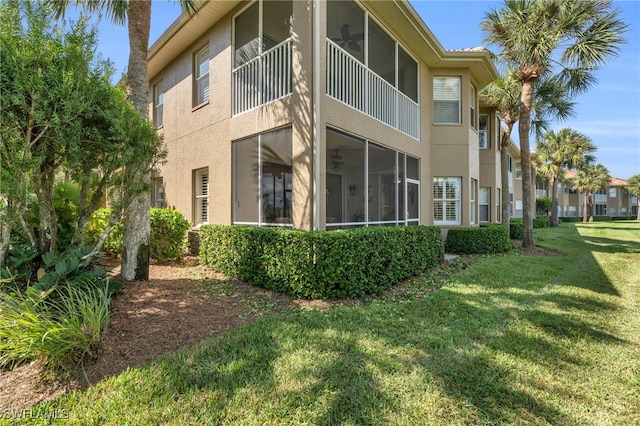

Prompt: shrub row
xmin=509 ymin=216 xmax=551 ymax=239
xmin=445 ymin=225 xmax=511 ymax=254
xmin=199 ymin=225 xmax=444 ymax=299
xmin=86 ymin=208 xmax=191 ymax=261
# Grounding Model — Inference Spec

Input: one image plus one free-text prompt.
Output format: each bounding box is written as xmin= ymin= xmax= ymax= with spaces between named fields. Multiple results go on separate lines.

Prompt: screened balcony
xmin=326 ymin=40 xmax=419 ymax=139
xmin=233 ymin=39 xmax=292 ymax=115
xmin=232 ymin=0 xmax=292 ymax=115
xmin=325 ymin=0 xmax=419 ymax=139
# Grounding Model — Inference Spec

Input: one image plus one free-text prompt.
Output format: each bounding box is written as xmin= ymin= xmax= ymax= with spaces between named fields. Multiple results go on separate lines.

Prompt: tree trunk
xmin=519 ymin=80 xmax=535 ymax=248
xmin=121 ymin=0 xmax=152 ymax=280
xmin=582 ymin=192 xmax=589 ymax=222
xmin=550 ymin=174 xmax=559 ymax=227
xmin=35 ymin=166 xmax=57 ymax=254
xmin=501 ymin=122 xmax=513 ymax=227
xmin=0 ymin=218 xmax=11 ymax=266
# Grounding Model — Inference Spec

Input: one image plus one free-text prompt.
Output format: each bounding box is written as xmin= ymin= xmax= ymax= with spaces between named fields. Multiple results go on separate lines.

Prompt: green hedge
xmin=508 ymin=216 xmax=550 ymax=239
xmin=445 ymin=225 xmax=511 ymax=254
xmin=559 ymin=216 xmax=581 ymax=223
xmin=199 ymin=225 xmax=444 ymax=299
xmin=86 ymin=208 xmax=190 ymax=261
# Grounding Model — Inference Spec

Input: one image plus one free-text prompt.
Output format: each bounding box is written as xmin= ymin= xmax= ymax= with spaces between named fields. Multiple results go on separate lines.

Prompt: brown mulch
xmin=0 ymin=257 xmax=304 ymax=412
xmin=0 ymin=243 xmax=562 ymax=411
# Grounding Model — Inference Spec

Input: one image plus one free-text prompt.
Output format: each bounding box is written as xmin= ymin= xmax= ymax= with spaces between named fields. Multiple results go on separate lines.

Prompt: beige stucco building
xmin=148 ymin=0 xmax=529 ymax=235
xmin=537 ymin=172 xmax=638 ymax=219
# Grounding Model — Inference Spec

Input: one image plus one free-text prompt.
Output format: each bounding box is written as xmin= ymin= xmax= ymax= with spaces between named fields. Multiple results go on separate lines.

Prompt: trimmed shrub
xmin=86 ymin=208 xmax=190 ymax=260
xmin=150 ymin=209 xmax=191 ymax=261
xmin=199 ymin=225 xmax=444 ymax=299
xmin=445 ymin=225 xmax=511 ymax=254
xmin=533 ymin=216 xmax=550 ymax=228
xmin=509 ymin=221 xmax=524 ymax=240
xmin=559 ymin=216 xmax=581 ymax=223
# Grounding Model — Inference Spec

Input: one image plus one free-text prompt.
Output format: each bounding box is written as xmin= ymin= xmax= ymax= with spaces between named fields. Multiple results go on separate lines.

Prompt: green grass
xmin=16 ymin=222 xmax=640 ymax=425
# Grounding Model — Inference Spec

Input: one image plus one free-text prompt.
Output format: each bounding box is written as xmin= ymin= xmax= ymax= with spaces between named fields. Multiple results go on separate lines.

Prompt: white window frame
xmin=470 ymin=179 xmax=477 ymax=225
xmin=609 ymin=188 xmax=617 ymax=198
xmin=433 ymin=177 xmax=461 ymax=225
xmin=433 ymin=77 xmax=461 ymax=124
xmin=515 ymin=161 xmax=522 ymax=180
xmin=479 ymin=114 xmax=489 ymax=148
xmin=154 ymin=80 xmax=164 ymax=128
xmin=194 ymin=168 xmax=209 ymax=225
xmin=194 ymin=45 xmax=210 ymax=107
xmin=470 ymin=85 xmax=477 ymax=129
xmin=152 ymin=177 xmax=164 ymax=209
xmin=480 ymin=187 xmax=490 ymax=223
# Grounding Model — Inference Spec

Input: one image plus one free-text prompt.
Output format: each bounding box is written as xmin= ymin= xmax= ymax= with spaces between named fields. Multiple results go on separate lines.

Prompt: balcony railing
xmin=326 ymin=40 xmax=419 ymax=139
xmin=233 ymin=38 xmax=292 ymax=115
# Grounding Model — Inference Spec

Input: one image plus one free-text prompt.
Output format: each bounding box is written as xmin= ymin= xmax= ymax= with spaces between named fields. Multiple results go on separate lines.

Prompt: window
xmin=479 ymin=114 xmax=489 ymax=148
xmin=233 ymin=127 xmax=292 ymax=226
xmin=480 ymin=187 xmax=490 ymax=222
xmin=433 ymin=77 xmax=460 ymax=124
xmin=610 ymin=207 xmax=617 ymax=217
xmin=194 ymin=168 xmax=209 ymax=225
xmin=152 ymin=177 xmax=164 ymax=208
xmin=194 ymin=45 xmax=209 ymax=106
xmin=325 ymin=128 xmax=419 ymax=228
xmin=154 ymin=81 xmax=164 ymax=128
xmin=470 ymin=86 xmax=477 ymax=129
xmin=470 ymin=179 xmax=477 ymax=224
xmin=515 ymin=161 xmax=522 ymax=180
xmin=433 ymin=177 xmax=461 ymax=225
xmin=609 ymin=188 xmax=617 ymax=198
xmin=595 ymin=204 xmax=607 ymax=216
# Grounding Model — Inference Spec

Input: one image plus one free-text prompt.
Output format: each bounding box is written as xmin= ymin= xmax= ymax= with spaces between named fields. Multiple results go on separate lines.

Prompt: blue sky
xmin=86 ymin=0 xmax=640 ymax=179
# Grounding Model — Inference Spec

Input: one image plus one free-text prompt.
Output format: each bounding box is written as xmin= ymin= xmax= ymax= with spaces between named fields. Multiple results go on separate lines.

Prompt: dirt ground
xmin=0 ymin=244 xmax=562 ymax=411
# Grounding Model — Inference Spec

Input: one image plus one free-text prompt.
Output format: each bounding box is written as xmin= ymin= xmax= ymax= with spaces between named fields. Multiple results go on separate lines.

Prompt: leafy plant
xmin=199 ymin=225 xmax=444 ymax=299
xmin=0 ymin=282 xmax=112 ymax=372
xmin=445 ymin=224 xmax=512 ymax=254
xmin=150 ymin=208 xmax=191 ymax=261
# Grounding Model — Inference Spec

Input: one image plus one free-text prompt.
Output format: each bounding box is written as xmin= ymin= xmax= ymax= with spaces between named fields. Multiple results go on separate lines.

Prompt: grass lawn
xmin=20 ymin=222 xmax=640 ymax=425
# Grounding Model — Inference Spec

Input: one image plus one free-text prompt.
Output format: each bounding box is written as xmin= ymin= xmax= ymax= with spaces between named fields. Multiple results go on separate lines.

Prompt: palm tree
xmin=572 ymin=164 xmax=611 ymax=222
xmin=536 ymin=128 xmax=595 ymax=227
xmin=482 ymin=0 xmax=627 ymax=247
xmin=48 ymin=0 xmax=195 ymax=280
xmin=625 ymin=174 xmax=640 ymax=220
xmin=480 ymin=69 xmax=575 ymax=226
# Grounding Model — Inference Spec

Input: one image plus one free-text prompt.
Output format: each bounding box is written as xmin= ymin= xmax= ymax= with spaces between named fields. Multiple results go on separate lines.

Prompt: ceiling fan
xmin=330 ymin=149 xmax=344 ymax=171
xmin=331 ymin=24 xmax=364 ymax=52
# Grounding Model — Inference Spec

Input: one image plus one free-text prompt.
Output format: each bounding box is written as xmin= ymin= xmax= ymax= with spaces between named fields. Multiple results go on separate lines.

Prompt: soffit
xmin=148 ymin=0 xmax=238 ymax=80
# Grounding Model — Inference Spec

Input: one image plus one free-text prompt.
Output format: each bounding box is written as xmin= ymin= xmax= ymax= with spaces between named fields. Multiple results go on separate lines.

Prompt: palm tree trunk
xmin=519 ymin=80 xmax=535 ymax=248
xmin=121 ymin=0 xmax=151 ymax=281
xmin=550 ymin=174 xmax=559 ymax=227
xmin=582 ymin=192 xmax=588 ymax=222
xmin=501 ymin=123 xmax=512 ymax=227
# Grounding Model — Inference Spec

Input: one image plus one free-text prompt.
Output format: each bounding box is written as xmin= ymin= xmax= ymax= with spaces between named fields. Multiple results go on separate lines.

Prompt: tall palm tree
xmin=482 ymin=0 xmax=627 ymax=247
xmin=573 ymin=163 xmax=610 ymax=222
xmin=536 ymin=128 xmax=595 ymax=227
xmin=49 ymin=0 xmax=195 ymax=280
xmin=625 ymin=174 xmax=640 ymax=221
xmin=480 ymin=69 xmax=575 ymax=226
